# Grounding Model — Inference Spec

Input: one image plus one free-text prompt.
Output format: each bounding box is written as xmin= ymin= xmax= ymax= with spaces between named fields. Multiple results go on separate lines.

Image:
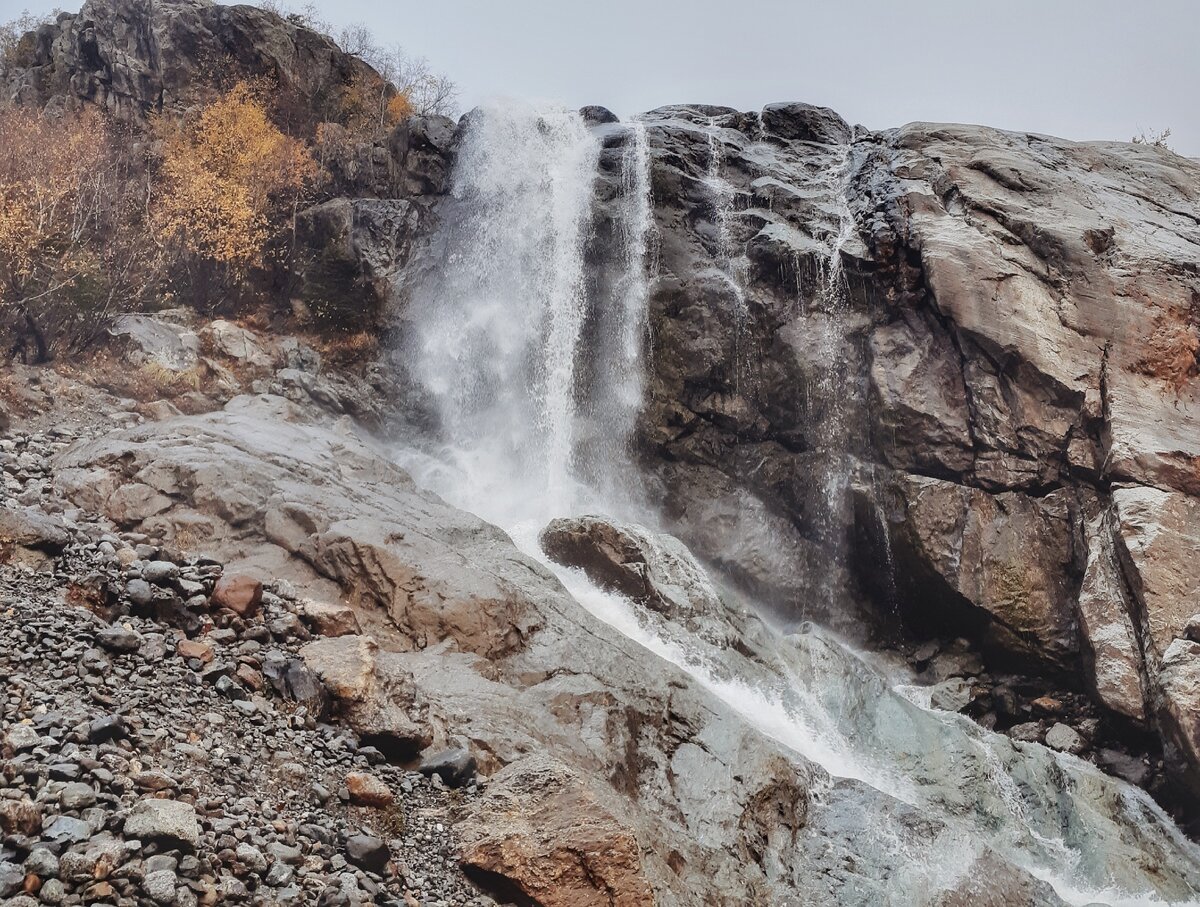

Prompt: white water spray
xmin=404 ymin=100 xmax=652 ymax=530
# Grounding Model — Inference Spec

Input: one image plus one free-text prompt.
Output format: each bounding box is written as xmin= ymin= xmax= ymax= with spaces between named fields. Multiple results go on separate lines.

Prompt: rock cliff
xmin=609 ymin=105 xmax=1200 ymax=808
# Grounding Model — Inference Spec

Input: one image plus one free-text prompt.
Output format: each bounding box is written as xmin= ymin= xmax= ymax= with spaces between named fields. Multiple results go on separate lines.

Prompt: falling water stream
xmin=399 ymin=101 xmax=1200 ymax=906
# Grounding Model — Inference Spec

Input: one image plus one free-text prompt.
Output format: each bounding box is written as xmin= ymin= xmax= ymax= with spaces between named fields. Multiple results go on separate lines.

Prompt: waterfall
xmin=574 ymin=120 xmax=654 ymax=512
xmin=399 ymin=101 xmax=1200 ymax=907
xmin=403 ymin=100 xmax=651 ymax=529
xmin=810 ymin=148 xmax=858 ymax=612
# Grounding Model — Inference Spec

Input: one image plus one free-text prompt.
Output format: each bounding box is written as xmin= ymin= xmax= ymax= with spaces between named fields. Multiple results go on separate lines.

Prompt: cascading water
xmin=402 ymin=99 xmax=650 ymax=530
xmin=573 ymin=120 xmax=655 ymax=511
xmin=704 ymin=116 xmax=750 ymax=321
xmin=399 ymin=101 xmax=1200 ymax=906
xmin=809 ymin=148 xmax=860 ymax=614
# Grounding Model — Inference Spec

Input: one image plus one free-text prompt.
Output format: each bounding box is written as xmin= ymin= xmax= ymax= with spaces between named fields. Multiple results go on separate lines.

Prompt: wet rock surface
xmin=607 ymin=103 xmax=1200 ymax=812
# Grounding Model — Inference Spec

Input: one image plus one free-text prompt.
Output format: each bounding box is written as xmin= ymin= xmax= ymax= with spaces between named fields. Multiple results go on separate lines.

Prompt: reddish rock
xmin=176 ymin=640 xmax=214 ymax=664
xmin=0 ymin=797 xmax=41 ymax=836
xmin=457 ymin=755 xmax=654 ymax=907
xmin=1030 ymin=696 xmax=1062 ymax=716
xmin=297 ymin=598 xmax=362 ymax=637
xmin=235 ymin=663 xmax=263 ymax=692
xmin=212 ymin=575 xmax=263 ymax=618
xmin=345 ymin=772 xmax=394 ymax=808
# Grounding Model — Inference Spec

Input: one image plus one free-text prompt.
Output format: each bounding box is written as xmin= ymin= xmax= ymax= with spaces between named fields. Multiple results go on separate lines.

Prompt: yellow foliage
xmin=0 ymin=106 xmax=110 ymax=293
xmin=386 ymin=92 xmax=414 ymax=125
xmin=154 ymin=82 xmax=317 ymax=274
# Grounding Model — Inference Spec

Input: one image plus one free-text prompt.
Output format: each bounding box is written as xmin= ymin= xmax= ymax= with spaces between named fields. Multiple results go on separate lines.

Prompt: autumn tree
xmin=365 ymin=46 xmax=458 ymax=118
xmin=0 ymin=106 xmax=150 ymax=361
xmin=153 ymin=82 xmax=318 ymax=308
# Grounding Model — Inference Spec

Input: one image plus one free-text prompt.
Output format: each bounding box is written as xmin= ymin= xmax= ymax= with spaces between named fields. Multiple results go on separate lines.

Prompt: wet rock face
xmin=622 ymin=105 xmax=1200 ymax=799
xmin=540 ymin=516 xmax=725 ymax=623
xmin=630 ymin=105 xmax=869 ymax=622
xmin=887 ymin=476 xmax=1080 ymax=672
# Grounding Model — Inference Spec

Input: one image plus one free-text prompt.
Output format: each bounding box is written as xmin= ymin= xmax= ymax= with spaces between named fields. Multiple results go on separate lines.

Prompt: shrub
xmin=152 ymin=82 xmax=319 ymax=309
xmin=0 ymin=106 xmax=150 ymax=361
xmin=0 ymin=9 xmax=59 ymax=72
xmin=1132 ymin=128 xmax=1173 ymax=149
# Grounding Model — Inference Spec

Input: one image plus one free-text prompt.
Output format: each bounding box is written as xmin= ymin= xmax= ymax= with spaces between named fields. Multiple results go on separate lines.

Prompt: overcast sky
xmin=4 ymin=0 xmax=1197 ymax=154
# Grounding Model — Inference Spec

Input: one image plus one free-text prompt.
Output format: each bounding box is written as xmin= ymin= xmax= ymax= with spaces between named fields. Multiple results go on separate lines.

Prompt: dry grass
xmin=307 ymin=328 xmax=379 ymax=367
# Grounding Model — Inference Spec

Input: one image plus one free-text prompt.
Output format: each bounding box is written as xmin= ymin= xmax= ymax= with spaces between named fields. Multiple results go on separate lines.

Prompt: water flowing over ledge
xmin=395 ymin=100 xmax=1200 ymax=906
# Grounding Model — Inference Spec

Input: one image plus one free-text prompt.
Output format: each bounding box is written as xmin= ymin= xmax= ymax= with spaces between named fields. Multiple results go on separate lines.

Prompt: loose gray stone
xmin=1045 ymin=722 xmax=1086 ymax=754
xmin=124 ymin=799 xmax=200 ymax=850
xmin=0 ymin=860 xmax=24 ymax=898
xmin=144 ymin=868 xmax=179 ymax=904
xmin=345 ymin=834 xmax=389 ymax=873
xmin=4 ymin=723 xmax=41 ymax=751
xmin=97 ymin=624 xmax=142 ymax=653
xmin=43 ymin=815 xmax=91 ymax=848
xmin=143 ymin=561 xmax=181 ymax=585
xmin=127 ymin=579 xmax=154 ymax=607
xmin=59 ymin=781 xmax=97 ymax=810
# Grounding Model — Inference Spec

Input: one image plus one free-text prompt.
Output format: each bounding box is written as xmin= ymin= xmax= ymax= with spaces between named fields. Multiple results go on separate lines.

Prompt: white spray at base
xmin=399 ymin=101 xmax=1200 ymax=906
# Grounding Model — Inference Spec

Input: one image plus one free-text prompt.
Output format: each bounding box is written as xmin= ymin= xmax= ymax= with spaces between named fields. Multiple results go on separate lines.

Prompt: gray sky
xmin=4 ymin=0 xmax=1197 ymax=154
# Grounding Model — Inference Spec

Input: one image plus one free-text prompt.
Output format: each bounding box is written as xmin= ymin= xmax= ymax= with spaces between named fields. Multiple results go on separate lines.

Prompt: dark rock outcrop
xmin=611 ymin=105 xmax=1200 ymax=802
xmin=2 ymin=0 xmax=377 ymax=122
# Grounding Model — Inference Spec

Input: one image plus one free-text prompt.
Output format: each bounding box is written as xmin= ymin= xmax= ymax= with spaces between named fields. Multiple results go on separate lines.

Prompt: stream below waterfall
xmin=395 ymin=99 xmax=1200 ymax=906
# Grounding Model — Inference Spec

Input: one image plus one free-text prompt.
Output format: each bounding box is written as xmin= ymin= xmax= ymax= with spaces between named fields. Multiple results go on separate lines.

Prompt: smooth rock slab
xmin=124 ymin=800 xmax=200 ymax=850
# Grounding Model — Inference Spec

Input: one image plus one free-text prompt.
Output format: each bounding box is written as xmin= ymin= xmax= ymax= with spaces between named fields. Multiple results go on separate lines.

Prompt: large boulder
xmin=1112 ymin=484 xmax=1200 ymax=660
xmin=0 ymin=506 xmax=70 ymax=555
xmin=1075 ymin=500 xmax=1147 ymax=721
xmin=886 ymin=476 xmax=1080 ymax=671
xmin=539 ymin=515 xmax=733 ymax=642
xmin=1158 ymin=640 xmax=1200 ymax=799
xmin=299 ymin=634 xmax=430 ymax=759
xmin=456 ymin=755 xmax=654 ymax=907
